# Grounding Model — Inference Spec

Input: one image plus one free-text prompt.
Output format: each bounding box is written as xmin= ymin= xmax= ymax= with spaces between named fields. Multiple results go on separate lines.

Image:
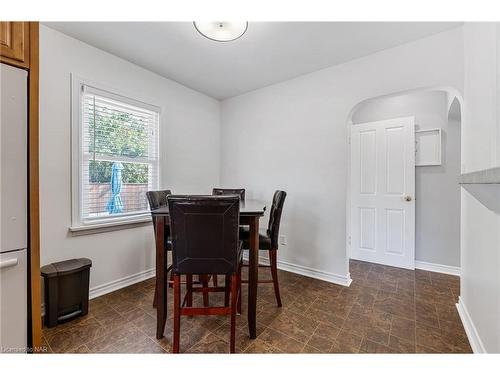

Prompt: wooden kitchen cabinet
xmin=0 ymin=22 xmax=30 ymax=68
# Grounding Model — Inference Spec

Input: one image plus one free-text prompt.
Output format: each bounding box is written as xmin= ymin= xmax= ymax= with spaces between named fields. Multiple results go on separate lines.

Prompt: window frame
xmin=70 ymin=75 xmax=161 ymax=231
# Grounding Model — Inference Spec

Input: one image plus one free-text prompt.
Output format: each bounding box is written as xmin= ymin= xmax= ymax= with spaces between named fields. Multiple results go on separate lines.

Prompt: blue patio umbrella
xmin=106 ymin=162 xmax=124 ymax=214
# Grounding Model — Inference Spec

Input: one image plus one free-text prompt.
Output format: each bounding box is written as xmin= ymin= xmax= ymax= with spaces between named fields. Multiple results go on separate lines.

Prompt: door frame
xmin=348 ymin=116 xmax=416 ymax=269
xmin=345 ymin=87 xmax=464 ymax=277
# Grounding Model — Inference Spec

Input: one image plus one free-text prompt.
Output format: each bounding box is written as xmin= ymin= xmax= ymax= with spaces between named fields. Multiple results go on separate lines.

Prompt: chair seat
xmin=239 ymin=227 xmax=272 ymax=250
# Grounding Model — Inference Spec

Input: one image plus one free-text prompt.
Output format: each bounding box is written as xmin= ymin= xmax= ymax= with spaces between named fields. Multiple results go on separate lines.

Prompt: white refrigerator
xmin=0 ymin=62 xmax=28 ymax=353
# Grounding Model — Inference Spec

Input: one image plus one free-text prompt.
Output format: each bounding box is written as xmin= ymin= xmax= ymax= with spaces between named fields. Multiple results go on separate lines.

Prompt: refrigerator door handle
xmin=0 ymin=258 xmax=19 ymax=270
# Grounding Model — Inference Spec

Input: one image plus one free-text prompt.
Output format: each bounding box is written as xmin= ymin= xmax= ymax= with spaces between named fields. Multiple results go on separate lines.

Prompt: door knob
xmin=404 ymin=195 xmax=412 ymax=202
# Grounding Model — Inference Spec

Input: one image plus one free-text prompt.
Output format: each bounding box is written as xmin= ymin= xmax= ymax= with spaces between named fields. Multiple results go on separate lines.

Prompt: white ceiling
xmin=44 ymin=22 xmax=462 ymax=100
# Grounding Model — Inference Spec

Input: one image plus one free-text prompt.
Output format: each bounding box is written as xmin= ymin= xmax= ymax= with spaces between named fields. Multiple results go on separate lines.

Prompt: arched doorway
xmin=346 ymin=88 xmax=463 ymax=278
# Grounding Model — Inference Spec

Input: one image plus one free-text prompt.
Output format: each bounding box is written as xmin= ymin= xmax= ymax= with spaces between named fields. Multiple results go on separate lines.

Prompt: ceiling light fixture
xmin=193 ymin=22 xmax=248 ymax=42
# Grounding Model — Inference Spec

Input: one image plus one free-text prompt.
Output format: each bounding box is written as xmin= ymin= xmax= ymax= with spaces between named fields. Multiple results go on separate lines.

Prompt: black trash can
xmin=41 ymin=258 xmax=92 ymax=328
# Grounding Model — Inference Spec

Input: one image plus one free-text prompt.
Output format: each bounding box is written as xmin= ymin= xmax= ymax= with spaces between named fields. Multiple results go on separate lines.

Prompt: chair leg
xmin=212 ymin=274 xmax=218 ymax=287
xmin=237 ymin=264 xmax=242 ymax=314
xmin=230 ymin=273 xmax=238 ymax=353
xmin=173 ymin=274 xmax=181 ymax=353
xmin=153 ymin=283 xmax=157 ymax=308
xmin=153 ymin=268 xmax=171 ymax=307
xmin=186 ymin=274 xmax=193 ymax=309
xmin=202 ymin=275 xmax=209 ymax=307
xmin=269 ymin=250 xmax=282 ymax=307
xmin=169 ymin=271 xmax=174 ymax=288
xmin=224 ymin=275 xmax=230 ymax=307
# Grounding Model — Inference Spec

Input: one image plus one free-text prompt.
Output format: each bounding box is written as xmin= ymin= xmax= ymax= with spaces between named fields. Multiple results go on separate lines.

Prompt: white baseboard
xmin=276 ymin=259 xmax=352 ymax=287
xmin=89 ymin=267 xmax=156 ymax=300
xmin=243 ymin=254 xmax=352 ymax=287
xmin=456 ymin=296 xmax=486 ymax=353
xmin=415 ymin=260 xmax=461 ymax=276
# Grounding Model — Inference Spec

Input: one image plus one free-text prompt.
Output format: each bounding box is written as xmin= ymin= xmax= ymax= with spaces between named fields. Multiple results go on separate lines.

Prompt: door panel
xmin=350 ymin=117 xmax=415 ymax=269
xmin=359 ymin=207 xmax=376 ymax=250
xmin=385 ymin=126 xmax=406 ymax=194
xmin=385 ymin=208 xmax=404 ymax=255
xmin=359 ymin=130 xmax=377 ymax=194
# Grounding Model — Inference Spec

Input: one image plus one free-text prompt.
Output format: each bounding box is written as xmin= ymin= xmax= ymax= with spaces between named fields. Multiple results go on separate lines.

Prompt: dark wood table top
xmin=150 ymin=198 xmax=267 ymax=216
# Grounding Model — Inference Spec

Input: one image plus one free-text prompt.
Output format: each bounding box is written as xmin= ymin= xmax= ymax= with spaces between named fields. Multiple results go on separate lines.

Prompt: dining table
xmin=151 ymin=198 xmax=266 ymax=340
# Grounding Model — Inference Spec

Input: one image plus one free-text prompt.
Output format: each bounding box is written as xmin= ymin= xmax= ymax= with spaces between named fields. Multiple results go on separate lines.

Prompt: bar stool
xmin=168 ymin=195 xmax=242 ymax=353
xmin=147 ymin=190 xmax=211 ymax=307
xmin=212 ymin=188 xmax=245 ymax=201
xmin=240 ymin=190 xmax=287 ymax=307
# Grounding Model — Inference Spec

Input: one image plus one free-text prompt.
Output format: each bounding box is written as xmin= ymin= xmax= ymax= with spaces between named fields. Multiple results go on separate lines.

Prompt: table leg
xmin=155 ymin=216 xmax=167 ymax=339
xmin=247 ymin=216 xmax=259 ymax=339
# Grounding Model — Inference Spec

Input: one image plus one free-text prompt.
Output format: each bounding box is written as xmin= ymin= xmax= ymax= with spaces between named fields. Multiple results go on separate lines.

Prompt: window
xmin=71 ymin=78 xmax=159 ymax=229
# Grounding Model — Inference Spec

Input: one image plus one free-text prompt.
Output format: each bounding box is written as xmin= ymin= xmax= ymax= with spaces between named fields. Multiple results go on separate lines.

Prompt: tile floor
xmin=41 ymin=259 xmax=472 ymax=354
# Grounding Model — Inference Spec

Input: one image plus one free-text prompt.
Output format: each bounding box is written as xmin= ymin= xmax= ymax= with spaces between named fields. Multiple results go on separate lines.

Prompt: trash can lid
xmin=41 ymin=258 xmax=92 ymax=278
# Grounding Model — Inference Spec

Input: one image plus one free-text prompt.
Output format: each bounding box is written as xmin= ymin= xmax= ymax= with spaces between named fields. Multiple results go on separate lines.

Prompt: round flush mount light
xmin=193 ymin=22 xmax=248 ymax=42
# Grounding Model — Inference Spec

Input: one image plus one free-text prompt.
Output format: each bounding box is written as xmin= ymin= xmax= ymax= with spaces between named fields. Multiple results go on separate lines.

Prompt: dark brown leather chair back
xmin=146 ymin=190 xmax=172 ymax=210
xmin=212 ymin=188 xmax=245 ymax=201
xmin=168 ymin=195 xmax=240 ymax=275
xmin=267 ymin=190 xmax=287 ymax=249
xmin=146 ymin=190 xmax=172 ymax=236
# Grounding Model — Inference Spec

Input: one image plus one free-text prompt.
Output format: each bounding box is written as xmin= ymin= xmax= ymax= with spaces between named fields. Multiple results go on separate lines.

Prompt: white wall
xmin=39 ymin=22 xmax=500 ymax=354
xmin=220 ymin=28 xmax=464 ymax=284
xmin=459 ymin=22 xmax=500 ymax=353
xmin=352 ymin=91 xmax=461 ymax=268
xmin=39 ymin=25 xmax=221 ymax=292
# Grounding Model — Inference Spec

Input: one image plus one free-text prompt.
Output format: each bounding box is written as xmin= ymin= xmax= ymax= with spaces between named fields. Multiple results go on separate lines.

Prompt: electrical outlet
xmin=280 ymin=235 xmax=287 ymax=245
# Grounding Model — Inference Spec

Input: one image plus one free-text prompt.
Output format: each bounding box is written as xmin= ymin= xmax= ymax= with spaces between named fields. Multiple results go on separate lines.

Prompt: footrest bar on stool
xmin=241 ymin=279 xmax=274 ymax=284
xmin=241 ymin=264 xmax=271 ymax=268
xmin=181 ymin=307 xmax=231 ymax=316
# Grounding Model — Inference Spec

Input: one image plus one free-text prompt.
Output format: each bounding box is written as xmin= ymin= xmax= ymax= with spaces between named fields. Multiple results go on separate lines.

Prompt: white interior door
xmin=350 ymin=117 xmax=415 ymax=269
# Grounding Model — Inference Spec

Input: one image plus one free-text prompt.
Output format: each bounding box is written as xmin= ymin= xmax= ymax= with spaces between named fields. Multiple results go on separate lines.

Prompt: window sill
xmin=69 ymin=215 xmax=152 ymax=236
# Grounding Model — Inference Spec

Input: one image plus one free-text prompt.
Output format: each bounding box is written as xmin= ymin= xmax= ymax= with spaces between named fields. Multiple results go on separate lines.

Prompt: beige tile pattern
xmin=42 ymin=260 xmax=472 ymax=354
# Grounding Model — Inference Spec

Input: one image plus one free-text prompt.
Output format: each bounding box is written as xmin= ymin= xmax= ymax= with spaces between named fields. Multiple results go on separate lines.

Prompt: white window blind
xmin=79 ymin=85 xmax=159 ymax=223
